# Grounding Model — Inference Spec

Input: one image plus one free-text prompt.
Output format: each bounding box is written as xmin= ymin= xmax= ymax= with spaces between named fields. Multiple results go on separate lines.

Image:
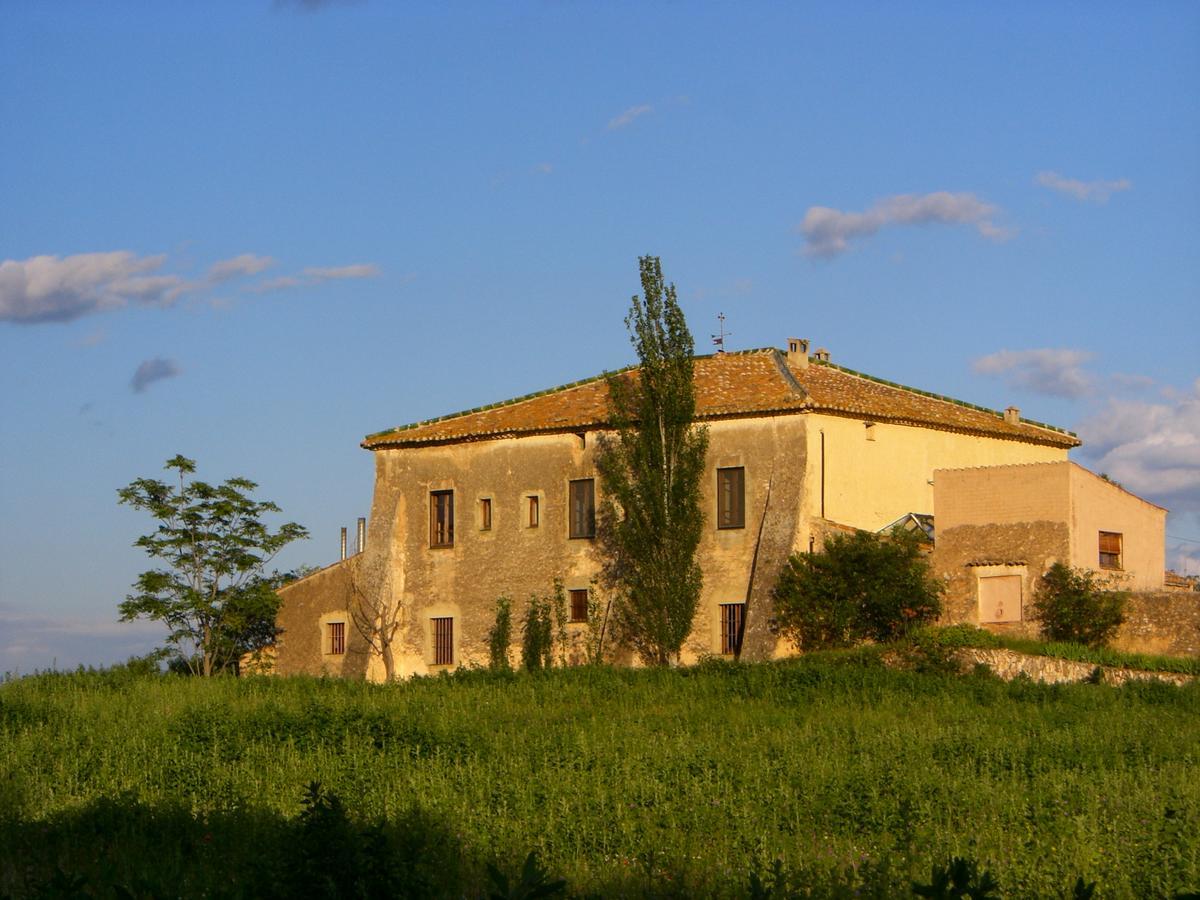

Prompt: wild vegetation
xmin=2 ymin=653 xmax=1198 ymax=898
xmin=773 ymin=529 xmax=943 ymax=650
xmin=117 ymin=454 xmax=309 ymax=676
xmin=596 ymin=255 xmax=709 ymax=666
xmin=1032 ymin=561 xmax=1128 ymax=647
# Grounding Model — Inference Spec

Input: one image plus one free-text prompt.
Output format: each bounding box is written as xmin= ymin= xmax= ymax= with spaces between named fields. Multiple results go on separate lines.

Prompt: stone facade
xmin=274 ymin=344 xmax=1088 ymax=679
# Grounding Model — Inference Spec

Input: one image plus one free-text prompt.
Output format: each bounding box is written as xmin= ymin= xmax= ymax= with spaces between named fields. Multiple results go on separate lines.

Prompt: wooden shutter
xmin=720 ymin=603 xmax=744 ymax=655
xmin=569 ymin=589 xmax=589 ymax=623
xmin=570 ymin=479 xmax=595 ymax=538
xmin=329 ymin=621 xmax=345 ymax=655
xmin=432 ymin=617 xmax=453 ymax=665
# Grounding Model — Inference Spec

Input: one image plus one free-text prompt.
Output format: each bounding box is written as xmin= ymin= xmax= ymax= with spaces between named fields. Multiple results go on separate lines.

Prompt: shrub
xmin=488 ymin=597 xmax=513 ymax=672
xmin=773 ymin=529 xmax=943 ymax=650
xmin=1031 ymin=562 xmax=1127 ymax=648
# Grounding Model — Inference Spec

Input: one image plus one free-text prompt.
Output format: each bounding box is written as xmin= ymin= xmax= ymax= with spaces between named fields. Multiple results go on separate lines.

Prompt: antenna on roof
xmin=711 ymin=312 xmax=732 ymax=354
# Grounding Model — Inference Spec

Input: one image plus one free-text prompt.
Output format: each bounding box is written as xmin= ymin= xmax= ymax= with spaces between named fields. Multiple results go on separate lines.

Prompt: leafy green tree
xmin=773 ymin=529 xmax=943 ymax=650
xmin=596 ymin=256 xmax=709 ymax=666
xmin=118 ymin=455 xmax=308 ymax=676
xmin=1031 ymin=562 xmax=1127 ymax=647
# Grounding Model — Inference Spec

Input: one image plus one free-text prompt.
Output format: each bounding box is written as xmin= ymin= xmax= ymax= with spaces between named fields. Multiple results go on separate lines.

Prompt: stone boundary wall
xmin=957 ymin=647 xmax=1194 ymax=687
xmin=1114 ymin=591 xmax=1200 ymax=657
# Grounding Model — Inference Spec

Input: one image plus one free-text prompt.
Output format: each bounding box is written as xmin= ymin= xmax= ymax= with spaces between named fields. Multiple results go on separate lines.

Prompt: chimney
xmin=1004 ymin=406 xmax=1021 ymax=425
xmin=814 ymin=347 xmax=830 ymax=363
xmin=340 ymin=527 xmax=348 ymax=561
xmin=356 ymin=517 xmax=367 ymax=554
xmin=786 ymin=337 xmax=810 ymax=369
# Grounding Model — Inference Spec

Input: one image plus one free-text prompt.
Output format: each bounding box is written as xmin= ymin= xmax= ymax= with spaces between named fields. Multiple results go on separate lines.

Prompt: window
xmin=527 ymin=495 xmax=540 ymax=528
xmin=569 ymin=479 xmax=596 ymax=539
xmin=569 ymin=589 xmax=589 ymax=623
xmin=328 ymin=621 xmax=345 ymax=655
xmin=719 ymin=602 xmax=744 ymax=655
xmin=1099 ymin=531 xmax=1123 ymax=570
xmin=432 ymin=616 xmax=454 ymax=665
xmin=480 ymin=498 xmax=492 ymax=531
xmin=717 ymin=467 xmax=745 ymax=529
xmin=430 ymin=490 xmax=454 ymax=547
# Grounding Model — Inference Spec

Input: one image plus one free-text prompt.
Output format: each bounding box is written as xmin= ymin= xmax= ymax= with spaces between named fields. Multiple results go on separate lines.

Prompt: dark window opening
xmin=717 ymin=467 xmax=745 ymax=529
xmin=569 ymin=589 xmax=589 ymax=623
xmin=527 ymin=495 xmax=539 ymax=528
xmin=569 ymin=479 xmax=596 ymax=539
xmin=720 ymin=602 xmax=745 ymax=655
xmin=1099 ymin=531 xmax=1123 ymax=570
xmin=328 ymin=621 xmax=345 ymax=655
xmin=480 ymin=498 xmax=492 ymax=531
xmin=430 ymin=490 xmax=454 ymax=547
xmin=432 ymin=617 xmax=454 ymax=665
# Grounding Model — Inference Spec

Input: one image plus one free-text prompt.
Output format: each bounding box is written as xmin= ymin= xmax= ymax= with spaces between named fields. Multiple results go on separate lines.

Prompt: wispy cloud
xmin=250 ymin=263 xmax=381 ymax=293
xmin=1 ymin=251 xmax=380 ymax=324
xmin=799 ymin=192 xmax=1009 ymax=258
xmin=0 ymin=252 xmax=188 ymax=324
xmin=208 ymin=254 xmax=275 ymax=282
xmin=0 ymin=604 xmax=166 ymax=674
xmin=972 ymin=348 xmax=1095 ymax=398
xmin=534 ymin=162 xmax=554 ymax=175
xmin=1077 ymin=378 xmax=1200 ymax=514
xmin=1035 ymin=171 xmax=1131 ymax=203
xmin=607 ymin=103 xmax=653 ymax=131
xmin=130 ymin=357 xmax=181 ymax=393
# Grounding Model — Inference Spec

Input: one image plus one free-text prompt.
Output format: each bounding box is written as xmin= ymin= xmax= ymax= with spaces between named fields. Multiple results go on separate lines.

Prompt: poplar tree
xmin=596 ymin=256 xmax=709 ymax=666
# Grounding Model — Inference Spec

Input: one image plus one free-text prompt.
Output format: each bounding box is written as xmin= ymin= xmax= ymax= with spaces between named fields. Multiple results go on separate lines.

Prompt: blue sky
xmin=2 ymin=1 xmax=1198 ymax=672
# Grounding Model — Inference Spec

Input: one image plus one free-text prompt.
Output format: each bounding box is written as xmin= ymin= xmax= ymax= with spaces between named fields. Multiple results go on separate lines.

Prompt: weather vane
xmin=711 ymin=312 xmax=732 ymax=353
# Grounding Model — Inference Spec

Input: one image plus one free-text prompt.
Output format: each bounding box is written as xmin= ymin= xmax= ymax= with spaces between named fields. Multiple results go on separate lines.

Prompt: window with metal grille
xmin=328 ymin=621 xmax=345 ymax=655
xmin=569 ymin=588 xmax=589 ymax=623
xmin=1099 ymin=531 xmax=1122 ymax=570
xmin=480 ymin=497 xmax=492 ymax=531
xmin=432 ymin=617 xmax=453 ymax=666
xmin=717 ymin=467 xmax=745 ymax=529
xmin=527 ymin=495 xmax=539 ymax=528
xmin=720 ymin=602 xmax=744 ymax=655
xmin=569 ymin=479 xmax=595 ymax=539
xmin=430 ymin=490 xmax=454 ymax=547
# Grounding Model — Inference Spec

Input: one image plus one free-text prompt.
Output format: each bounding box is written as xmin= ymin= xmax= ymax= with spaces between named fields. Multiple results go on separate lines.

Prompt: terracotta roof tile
xmin=362 ymin=349 xmax=1079 ymax=450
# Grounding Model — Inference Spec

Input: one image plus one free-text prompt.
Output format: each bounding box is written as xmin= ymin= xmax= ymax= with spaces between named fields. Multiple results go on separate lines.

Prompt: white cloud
xmin=799 ymin=192 xmax=1009 ymax=258
xmin=607 ymin=104 xmax=653 ymax=130
xmin=1035 ymin=171 xmax=1131 ymax=203
xmin=1077 ymin=378 xmax=1200 ymax=513
xmin=207 ymin=254 xmax=275 ymax=282
xmin=130 ymin=357 xmax=182 ymax=393
xmin=972 ymin=348 xmax=1095 ymax=398
xmin=0 ymin=252 xmax=187 ymax=324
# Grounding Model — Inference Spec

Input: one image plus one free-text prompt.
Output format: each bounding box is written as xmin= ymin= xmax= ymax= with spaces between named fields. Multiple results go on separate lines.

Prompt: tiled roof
xmin=362 ymin=348 xmax=1080 ymax=450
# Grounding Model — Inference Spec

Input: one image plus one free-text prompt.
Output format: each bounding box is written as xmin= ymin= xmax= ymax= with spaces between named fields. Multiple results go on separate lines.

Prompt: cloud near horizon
xmin=1076 ymin=378 xmax=1200 ymax=514
xmin=607 ymin=103 xmax=653 ymax=130
xmin=799 ymin=192 xmax=1009 ymax=258
xmin=972 ymin=348 xmax=1096 ymax=398
xmin=130 ymin=357 xmax=182 ymax=393
xmin=1035 ymin=171 xmax=1131 ymax=203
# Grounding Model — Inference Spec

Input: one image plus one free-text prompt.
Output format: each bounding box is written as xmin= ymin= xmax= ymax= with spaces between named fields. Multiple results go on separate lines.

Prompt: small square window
xmin=719 ymin=602 xmax=744 ymax=655
xmin=480 ymin=498 xmax=492 ymax=531
xmin=527 ymin=495 xmax=540 ymax=528
xmin=569 ymin=479 xmax=596 ymax=539
xmin=430 ymin=490 xmax=454 ymax=547
xmin=432 ymin=616 xmax=454 ymax=666
xmin=328 ymin=621 xmax=345 ymax=655
xmin=1099 ymin=531 xmax=1122 ymax=570
xmin=717 ymin=467 xmax=745 ymax=529
xmin=569 ymin=589 xmax=589 ymax=623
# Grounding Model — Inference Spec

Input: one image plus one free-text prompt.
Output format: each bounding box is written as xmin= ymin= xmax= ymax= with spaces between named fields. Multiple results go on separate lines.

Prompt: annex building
xmin=270 ymin=337 xmax=1181 ymax=679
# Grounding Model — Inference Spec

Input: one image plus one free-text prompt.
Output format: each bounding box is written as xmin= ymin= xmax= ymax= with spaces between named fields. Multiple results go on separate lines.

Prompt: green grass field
xmin=2 ymin=654 xmax=1198 ymax=898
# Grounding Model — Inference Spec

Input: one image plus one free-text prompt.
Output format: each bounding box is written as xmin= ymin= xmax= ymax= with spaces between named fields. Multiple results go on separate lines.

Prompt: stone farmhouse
xmin=270 ymin=340 xmax=1180 ymax=681
xmin=271 ymin=339 xmax=1181 ymax=679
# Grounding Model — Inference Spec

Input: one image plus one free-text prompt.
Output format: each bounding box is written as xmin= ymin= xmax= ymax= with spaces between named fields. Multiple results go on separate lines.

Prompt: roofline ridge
xmin=810 ymin=358 xmax=1078 ymax=438
xmin=363 ymin=346 xmax=779 ymax=443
